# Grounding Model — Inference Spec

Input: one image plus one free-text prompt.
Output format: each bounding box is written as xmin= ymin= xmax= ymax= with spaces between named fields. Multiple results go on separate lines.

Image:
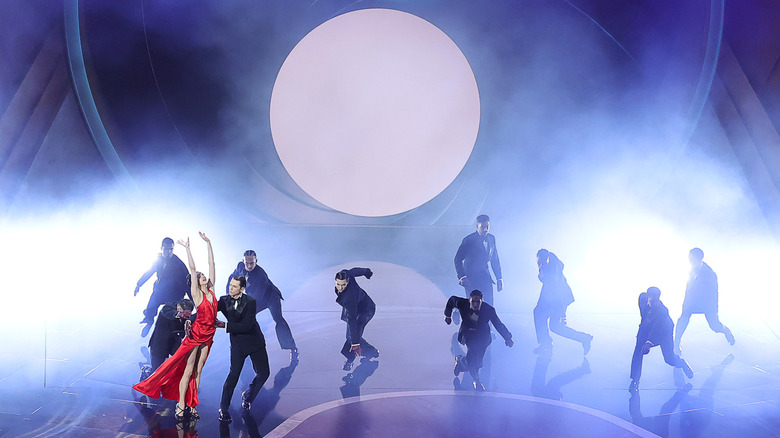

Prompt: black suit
xmin=675 ymin=262 xmax=729 ymax=347
xmin=445 ymin=296 xmax=512 ymax=380
xmin=454 ymin=232 xmax=502 ymax=304
xmin=227 ymin=261 xmax=296 ymax=350
xmin=136 ymin=254 xmax=190 ymax=322
xmin=148 ymin=302 xmax=187 ymax=372
xmin=534 ymin=253 xmax=589 ymax=346
xmin=218 ymin=293 xmax=270 ymax=411
xmin=630 ymin=293 xmax=686 ymax=381
xmin=335 ymin=268 xmax=378 ymax=362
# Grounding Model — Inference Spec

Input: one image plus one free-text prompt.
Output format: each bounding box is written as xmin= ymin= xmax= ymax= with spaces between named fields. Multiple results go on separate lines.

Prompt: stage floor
xmin=1 ymin=263 xmax=779 ymax=438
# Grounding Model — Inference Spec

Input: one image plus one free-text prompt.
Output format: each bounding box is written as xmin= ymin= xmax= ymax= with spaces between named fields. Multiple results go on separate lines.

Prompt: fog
xmin=2 ymin=0 xmax=779 ymax=398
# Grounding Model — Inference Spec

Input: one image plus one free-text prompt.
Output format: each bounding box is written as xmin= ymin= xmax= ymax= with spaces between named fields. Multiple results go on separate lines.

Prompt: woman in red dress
xmin=134 ymin=232 xmax=218 ymax=421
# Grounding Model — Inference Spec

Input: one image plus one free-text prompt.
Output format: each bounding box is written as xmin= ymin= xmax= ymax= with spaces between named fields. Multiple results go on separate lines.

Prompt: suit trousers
xmin=534 ymin=301 xmax=590 ymax=346
xmin=674 ymin=310 xmax=726 ymax=346
xmin=341 ymin=323 xmax=378 ymax=362
xmin=258 ymin=296 xmax=296 ymax=350
xmin=220 ymin=346 xmax=270 ymax=411
xmin=629 ymin=335 xmax=685 ymax=381
xmin=143 ymin=287 xmax=183 ymax=322
xmin=463 ymin=330 xmax=490 ymax=380
xmin=150 ymin=337 xmax=180 ymax=372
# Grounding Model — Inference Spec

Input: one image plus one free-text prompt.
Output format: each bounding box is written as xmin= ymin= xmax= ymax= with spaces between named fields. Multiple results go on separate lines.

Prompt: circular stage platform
xmin=266 ymin=390 xmax=658 ymax=437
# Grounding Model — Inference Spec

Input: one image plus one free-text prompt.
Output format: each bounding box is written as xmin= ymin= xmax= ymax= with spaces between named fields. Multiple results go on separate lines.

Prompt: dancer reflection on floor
xmin=134 ymin=233 xmax=218 ymax=422
xmin=335 ymin=268 xmax=379 ymax=371
xmin=629 ymin=287 xmax=694 ymax=392
xmin=445 ymin=289 xmax=513 ymax=391
xmin=531 ymin=353 xmax=591 ymax=400
xmin=533 ymin=249 xmax=593 ymax=355
xmin=674 ymin=248 xmax=735 ymax=354
xmin=340 ymin=357 xmax=380 ymax=399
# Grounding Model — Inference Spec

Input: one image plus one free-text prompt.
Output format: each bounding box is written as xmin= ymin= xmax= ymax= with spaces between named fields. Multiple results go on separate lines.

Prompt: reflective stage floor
xmin=2 ymin=262 xmax=779 ymax=438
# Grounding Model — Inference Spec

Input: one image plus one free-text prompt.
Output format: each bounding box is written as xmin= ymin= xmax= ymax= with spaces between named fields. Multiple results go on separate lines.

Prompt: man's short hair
xmin=469 ymin=289 xmax=483 ymax=299
xmin=537 ymin=248 xmax=549 ymax=259
xmin=179 ymin=298 xmax=194 ymax=311
xmin=689 ymin=247 xmax=704 ymax=261
xmin=231 ymin=276 xmax=247 ymax=289
xmin=335 ymin=269 xmax=350 ymax=281
xmin=476 ymin=214 xmax=490 ymax=224
xmin=162 ymin=237 xmax=174 ymax=247
xmin=244 ymin=249 xmax=257 ymax=257
xmin=646 ymin=286 xmax=661 ymax=298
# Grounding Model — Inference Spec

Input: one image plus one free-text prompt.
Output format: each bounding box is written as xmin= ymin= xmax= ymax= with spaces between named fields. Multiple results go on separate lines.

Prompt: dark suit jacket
xmin=335 ymin=268 xmax=376 ymax=342
xmin=683 ymin=262 xmax=718 ymax=313
xmin=137 ymin=254 xmax=190 ymax=299
xmin=445 ymin=296 xmax=512 ymax=345
xmin=148 ymin=302 xmax=186 ymax=351
xmin=636 ymin=292 xmax=674 ymax=344
xmin=226 ymin=261 xmax=283 ymax=310
xmin=454 ymin=232 xmax=502 ymax=284
xmin=218 ymin=294 xmax=266 ymax=356
xmin=537 ymin=253 xmax=575 ymax=307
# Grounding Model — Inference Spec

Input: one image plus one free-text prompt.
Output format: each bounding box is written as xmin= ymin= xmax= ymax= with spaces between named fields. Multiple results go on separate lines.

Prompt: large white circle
xmin=270 ymin=8 xmax=480 ymax=217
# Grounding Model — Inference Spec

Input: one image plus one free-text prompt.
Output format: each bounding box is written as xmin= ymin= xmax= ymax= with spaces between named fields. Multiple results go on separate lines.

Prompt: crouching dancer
xmin=445 ymin=289 xmax=513 ymax=391
xmin=629 ymin=287 xmax=694 ymax=392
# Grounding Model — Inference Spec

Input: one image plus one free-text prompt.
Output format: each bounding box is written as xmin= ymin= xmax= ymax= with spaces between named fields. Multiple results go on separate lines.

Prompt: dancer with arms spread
xmin=134 ymin=232 xmax=218 ymax=421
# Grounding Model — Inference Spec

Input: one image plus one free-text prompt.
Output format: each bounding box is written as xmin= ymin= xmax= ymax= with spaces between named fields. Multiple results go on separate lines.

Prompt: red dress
xmin=133 ymin=289 xmax=217 ymax=407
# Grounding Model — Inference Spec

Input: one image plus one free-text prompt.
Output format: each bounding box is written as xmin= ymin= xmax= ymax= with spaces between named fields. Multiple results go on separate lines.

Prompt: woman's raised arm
xmin=199 ymin=232 xmax=216 ymax=287
xmin=178 ymin=237 xmax=202 ymax=303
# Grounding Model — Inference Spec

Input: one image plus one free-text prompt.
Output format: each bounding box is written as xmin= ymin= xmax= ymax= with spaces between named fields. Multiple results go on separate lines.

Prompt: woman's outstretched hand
xmin=177 ymin=237 xmax=190 ymax=248
xmin=199 ymin=232 xmax=210 ymax=243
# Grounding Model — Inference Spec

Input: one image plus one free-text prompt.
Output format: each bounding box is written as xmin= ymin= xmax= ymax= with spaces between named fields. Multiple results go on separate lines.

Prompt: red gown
xmin=133 ymin=289 xmax=217 ymax=407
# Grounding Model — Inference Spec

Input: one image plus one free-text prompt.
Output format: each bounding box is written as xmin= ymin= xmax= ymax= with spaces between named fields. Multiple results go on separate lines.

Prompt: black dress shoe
xmin=680 ymin=359 xmax=694 ymax=379
xmin=453 ymin=355 xmax=464 ymax=376
xmin=343 ymin=360 xmax=353 ymax=371
xmin=219 ymin=409 xmax=232 ymax=423
xmin=241 ymin=390 xmax=251 ymax=411
xmin=582 ymin=335 xmax=593 ymax=355
xmin=533 ymin=343 xmax=552 ymax=355
xmin=628 ymin=380 xmax=639 ymax=392
xmin=139 ymin=364 xmax=152 ymax=381
xmin=724 ymin=327 xmax=735 ymax=345
xmin=140 ymin=323 xmax=152 ymax=338
xmin=473 ymin=379 xmax=485 ymax=392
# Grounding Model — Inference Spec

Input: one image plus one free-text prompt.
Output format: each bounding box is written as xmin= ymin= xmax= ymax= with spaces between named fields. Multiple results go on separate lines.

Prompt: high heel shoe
xmin=189 ymin=406 xmax=200 ymax=420
xmin=175 ymin=404 xmax=186 ymax=421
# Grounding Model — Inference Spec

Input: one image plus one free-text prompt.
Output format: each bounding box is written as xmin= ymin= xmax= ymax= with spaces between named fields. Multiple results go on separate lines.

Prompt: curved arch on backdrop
xmin=63 ymin=0 xmax=137 ymax=194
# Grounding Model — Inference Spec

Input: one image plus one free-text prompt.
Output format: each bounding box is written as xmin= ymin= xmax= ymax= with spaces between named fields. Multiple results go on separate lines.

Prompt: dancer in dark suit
xmin=226 ymin=250 xmax=297 ymax=361
xmin=629 ymin=287 xmax=693 ymax=392
xmin=454 ymin=215 xmax=503 ymax=305
xmin=674 ymin=248 xmax=735 ymax=354
xmin=216 ymin=276 xmax=270 ymax=424
xmin=141 ymin=298 xmax=194 ymax=380
xmin=533 ymin=249 xmax=592 ymax=355
xmin=445 ymin=289 xmax=513 ymax=391
xmin=135 ymin=237 xmax=190 ymax=337
xmin=335 ymin=268 xmax=379 ymax=371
